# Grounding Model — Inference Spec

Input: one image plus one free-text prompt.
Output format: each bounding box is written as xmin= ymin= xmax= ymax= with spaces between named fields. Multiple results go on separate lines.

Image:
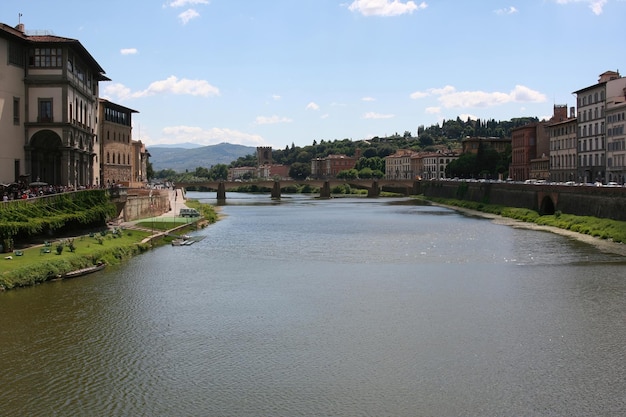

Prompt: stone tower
xmin=257 ymin=146 xmax=272 ymax=166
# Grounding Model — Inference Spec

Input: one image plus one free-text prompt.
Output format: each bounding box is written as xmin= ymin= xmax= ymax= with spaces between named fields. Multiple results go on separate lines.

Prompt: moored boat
xmin=62 ymin=262 xmax=106 ymax=279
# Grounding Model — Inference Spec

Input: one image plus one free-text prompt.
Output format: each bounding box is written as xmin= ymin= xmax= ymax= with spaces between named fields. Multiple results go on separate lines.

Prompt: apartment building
xmin=419 ymin=152 xmax=459 ymax=180
xmin=572 ymin=71 xmax=626 ymax=183
xmin=547 ymin=105 xmax=578 ymax=183
xmin=384 ymin=149 xmax=416 ymax=180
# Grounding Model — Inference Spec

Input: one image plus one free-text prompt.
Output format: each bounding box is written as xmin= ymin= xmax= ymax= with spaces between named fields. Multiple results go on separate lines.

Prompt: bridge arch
xmin=539 ymin=195 xmax=555 ymax=215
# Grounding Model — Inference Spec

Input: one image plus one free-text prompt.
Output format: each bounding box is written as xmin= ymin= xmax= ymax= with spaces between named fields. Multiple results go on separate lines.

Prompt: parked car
xmin=179 ymin=208 xmax=200 ymax=217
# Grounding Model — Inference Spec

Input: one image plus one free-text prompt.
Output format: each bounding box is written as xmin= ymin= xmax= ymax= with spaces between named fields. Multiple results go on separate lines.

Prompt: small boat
xmin=62 ymin=262 xmax=106 ymax=279
xmin=171 ymin=235 xmax=205 ymax=246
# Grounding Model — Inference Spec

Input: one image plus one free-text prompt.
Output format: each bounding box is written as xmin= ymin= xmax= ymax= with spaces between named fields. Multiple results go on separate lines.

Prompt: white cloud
xmin=179 ymin=9 xmax=200 ymax=24
xmin=103 ymin=76 xmax=220 ymax=100
xmin=306 ymin=102 xmax=320 ymax=111
xmin=410 ymin=84 xmax=546 ymax=108
xmin=348 ymin=0 xmax=427 ymax=17
xmin=554 ymin=0 xmax=607 ymax=15
xmin=409 ymin=91 xmax=429 ymax=99
xmin=425 ymin=107 xmax=440 ymax=114
xmin=255 ymin=115 xmax=293 ymax=125
xmin=363 ymin=112 xmax=395 ymax=119
xmin=157 ymin=125 xmax=265 ymax=147
xmin=495 ymin=6 xmax=518 ymax=15
xmin=272 ymin=94 xmax=281 ymax=100
xmin=103 ymin=83 xmax=133 ymax=100
xmin=166 ymin=0 xmax=209 ymax=7
xmin=120 ymin=48 xmax=138 ymax=55
xmin=321 ymin=114 xmax=330 ymax=119
xmin=362 ymin=96 xmax=376 ymax=101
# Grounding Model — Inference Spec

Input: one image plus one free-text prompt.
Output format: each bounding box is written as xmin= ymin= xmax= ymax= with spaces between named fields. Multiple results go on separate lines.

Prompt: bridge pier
xmin=368 ymin=180 xmax=380 ymax=198
xmin=217 ymin=182 xmax=226 ymax=201
xmin=320 ymin=181 xmax=331 ymax=198
xmin=271 ymin=181 xmax=281 ymax=199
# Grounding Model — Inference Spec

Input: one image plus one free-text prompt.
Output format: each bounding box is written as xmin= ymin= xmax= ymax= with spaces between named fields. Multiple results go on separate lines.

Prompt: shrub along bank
xmin=422 ymin=196 xmax=626 ymax=244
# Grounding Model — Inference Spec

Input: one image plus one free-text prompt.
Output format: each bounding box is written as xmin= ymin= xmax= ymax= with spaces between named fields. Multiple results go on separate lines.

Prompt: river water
xmin=1 ymin=193 xmax=625 ymax=416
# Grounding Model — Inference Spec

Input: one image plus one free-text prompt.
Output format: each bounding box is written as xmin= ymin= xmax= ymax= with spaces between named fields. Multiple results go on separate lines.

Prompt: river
xmin=1 ymin=193 xmax=625 ymax=416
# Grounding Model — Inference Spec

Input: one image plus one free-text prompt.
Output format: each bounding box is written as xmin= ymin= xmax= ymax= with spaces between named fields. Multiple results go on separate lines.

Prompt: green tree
xmin=209 ymin=164 xmax=229 ymax=180
xmin=289 ymin=162 xmax=311 ymax=180
xmin=337 ymin=169 xmax=358 ymax=179
xmin=194 ymin=166 xmax=210 ymax=178
xmin=446 ymin=153 xmax=477 ymax=178
xmin=155 ymin=168 xmax=177 ymax=179
xmin=358 ymin=167 xmax=374 ymax=179
xmin=146 ymin=162 xmax=155 ymax=180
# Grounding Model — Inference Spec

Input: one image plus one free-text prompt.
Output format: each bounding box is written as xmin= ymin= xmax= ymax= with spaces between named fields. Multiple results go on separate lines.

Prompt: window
xmin=13 ymin=98 xmax=20 ymax=125
xmin=38 ymin=99 xmax=53 ymax=122
xmin=29 ymin=47 xmax=63 ymax=68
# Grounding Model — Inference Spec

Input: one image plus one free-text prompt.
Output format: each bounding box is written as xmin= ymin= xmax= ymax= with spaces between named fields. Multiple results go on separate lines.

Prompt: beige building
xmin=420 ymin=152 xmax=459 ymax=180
xmin=573 ymin=70 xmax=626 ymax=183
xmin=0 ymin=21 xmax=109 ymax=187
xmin=547 ymin=105 xmax=578 ymax=183
xmin=384 ymin=149 xmax=416 ymax=179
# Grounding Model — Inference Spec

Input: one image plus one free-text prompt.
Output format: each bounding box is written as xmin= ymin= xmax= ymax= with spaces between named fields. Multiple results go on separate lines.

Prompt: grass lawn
xmin=0 ymin=227 xmax=160 ymax=290
xmin=0 ymin=228 xmax=152 ymax=275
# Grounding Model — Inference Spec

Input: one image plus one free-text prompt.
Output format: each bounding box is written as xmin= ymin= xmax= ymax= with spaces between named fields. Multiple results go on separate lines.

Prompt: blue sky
xmin=4 ymin=0 xmax=624 ymax=149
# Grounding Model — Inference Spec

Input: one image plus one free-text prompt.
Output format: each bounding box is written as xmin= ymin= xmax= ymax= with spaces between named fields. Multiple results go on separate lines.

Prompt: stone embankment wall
xmin=120 ymin=189 xmax=170 ymax=222
xmin=421 ymin=181 xmax=626 ymax=222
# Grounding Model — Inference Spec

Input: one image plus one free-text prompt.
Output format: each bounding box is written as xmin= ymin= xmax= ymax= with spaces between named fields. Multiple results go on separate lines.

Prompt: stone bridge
xmin=176 ymin=179 xmax=420 ymax=199
xmin=174 ymin=179 xmax=626 ymax=222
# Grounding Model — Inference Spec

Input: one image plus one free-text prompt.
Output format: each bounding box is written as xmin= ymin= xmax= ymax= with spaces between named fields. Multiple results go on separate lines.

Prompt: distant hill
xmin=148 ymin=142 xmax=256 ymax=172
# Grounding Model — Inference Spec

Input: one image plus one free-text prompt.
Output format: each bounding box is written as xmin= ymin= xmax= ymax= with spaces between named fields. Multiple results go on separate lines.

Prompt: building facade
xmin=605 ymin=87 xmax=626 ymax=184
xmin=311 ymin=153 xmax=359 ymax=178
xmin=572 ymin=71 xmax=626 ymax=183
xmin=98 ymin=99 xmax=138 ymax=187
xmin=548 ymin=105 xmax=578 ymax=183
xmin=0 ymin=21 xmax=110 ymax=187
xmin=509 ymin=126 xmax=538 ymax=181
xmin=384 ymin=149 xmax=415 ymax=180
xmin=419 ymin=152 xmax=459 ymax=180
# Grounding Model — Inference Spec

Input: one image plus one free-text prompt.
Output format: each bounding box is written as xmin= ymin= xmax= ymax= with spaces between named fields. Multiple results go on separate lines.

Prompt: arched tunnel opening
xmin=539 ymin=196 xmax=555 ymax=215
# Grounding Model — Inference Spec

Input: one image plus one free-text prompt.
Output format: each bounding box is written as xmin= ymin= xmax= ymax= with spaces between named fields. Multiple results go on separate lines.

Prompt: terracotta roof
xmin=0 ymin=22 xmax=109 ymax=81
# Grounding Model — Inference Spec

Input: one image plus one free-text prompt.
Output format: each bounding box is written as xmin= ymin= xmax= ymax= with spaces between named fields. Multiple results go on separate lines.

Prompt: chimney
xmin=15 ymin=23 xmax=25 ymax=33
xmin=570 ymin=107 xmax=575 ymax=118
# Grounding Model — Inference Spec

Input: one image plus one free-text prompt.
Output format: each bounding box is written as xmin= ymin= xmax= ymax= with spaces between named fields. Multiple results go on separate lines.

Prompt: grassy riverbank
xmin=421 ymin=196 xmax=626 ymax=244
xmin=0 ymin=200 xmax=218 ymax=291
